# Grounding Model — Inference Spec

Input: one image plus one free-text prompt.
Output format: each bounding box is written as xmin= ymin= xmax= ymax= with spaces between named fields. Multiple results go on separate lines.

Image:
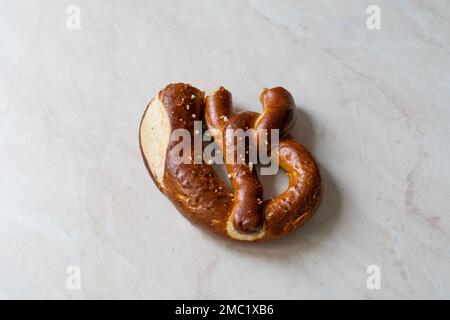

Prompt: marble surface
xmin=1 ymin=0 xmax=449 ymax=299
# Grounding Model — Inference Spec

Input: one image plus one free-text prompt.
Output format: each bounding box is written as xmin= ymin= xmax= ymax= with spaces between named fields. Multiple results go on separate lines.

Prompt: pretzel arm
xmin=223 ymin=113 xmax=264 ymax=233
xmin=206 ymin=90 xmax=264 ymax=234
xmin=255 ymin=87 xmax=297 ymax=145
xmin=204 ymin=87 xmax=232 ymax=140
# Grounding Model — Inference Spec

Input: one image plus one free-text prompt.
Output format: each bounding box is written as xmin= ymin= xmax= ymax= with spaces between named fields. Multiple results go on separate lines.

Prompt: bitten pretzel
xmin=139 ymin=83 xmax=322 ymax=241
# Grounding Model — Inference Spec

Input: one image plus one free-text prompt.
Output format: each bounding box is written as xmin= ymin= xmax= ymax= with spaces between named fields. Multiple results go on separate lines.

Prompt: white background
xmin=0 ymin=0 xmax=449 ymax=299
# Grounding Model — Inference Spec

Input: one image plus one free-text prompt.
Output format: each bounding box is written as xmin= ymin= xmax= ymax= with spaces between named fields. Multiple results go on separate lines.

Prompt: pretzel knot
xmin=139 ymin=83 xmax=322 ymax=241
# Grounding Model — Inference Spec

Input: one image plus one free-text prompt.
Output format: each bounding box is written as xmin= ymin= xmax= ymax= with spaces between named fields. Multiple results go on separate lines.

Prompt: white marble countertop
xmin=1 ymin=0 xmax=449 ymax=299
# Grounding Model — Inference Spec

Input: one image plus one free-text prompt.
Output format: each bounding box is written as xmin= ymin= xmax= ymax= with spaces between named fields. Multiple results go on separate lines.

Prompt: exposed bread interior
xmin=140 ymin=97 xmax=170 ymax=188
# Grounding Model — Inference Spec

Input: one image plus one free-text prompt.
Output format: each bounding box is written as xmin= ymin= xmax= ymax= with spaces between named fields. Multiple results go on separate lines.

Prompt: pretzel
xmin=139 ymin=83 xmax=322 ymax=241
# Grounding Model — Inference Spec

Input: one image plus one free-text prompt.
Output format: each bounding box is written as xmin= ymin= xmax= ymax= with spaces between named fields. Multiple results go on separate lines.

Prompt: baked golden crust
xmin=139 ymin=83 xmax=322 ymax=241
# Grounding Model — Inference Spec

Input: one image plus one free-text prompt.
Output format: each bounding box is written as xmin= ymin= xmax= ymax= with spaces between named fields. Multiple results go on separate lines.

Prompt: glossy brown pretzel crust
xmin=139 ymin=83 xmax=322 ymax=241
